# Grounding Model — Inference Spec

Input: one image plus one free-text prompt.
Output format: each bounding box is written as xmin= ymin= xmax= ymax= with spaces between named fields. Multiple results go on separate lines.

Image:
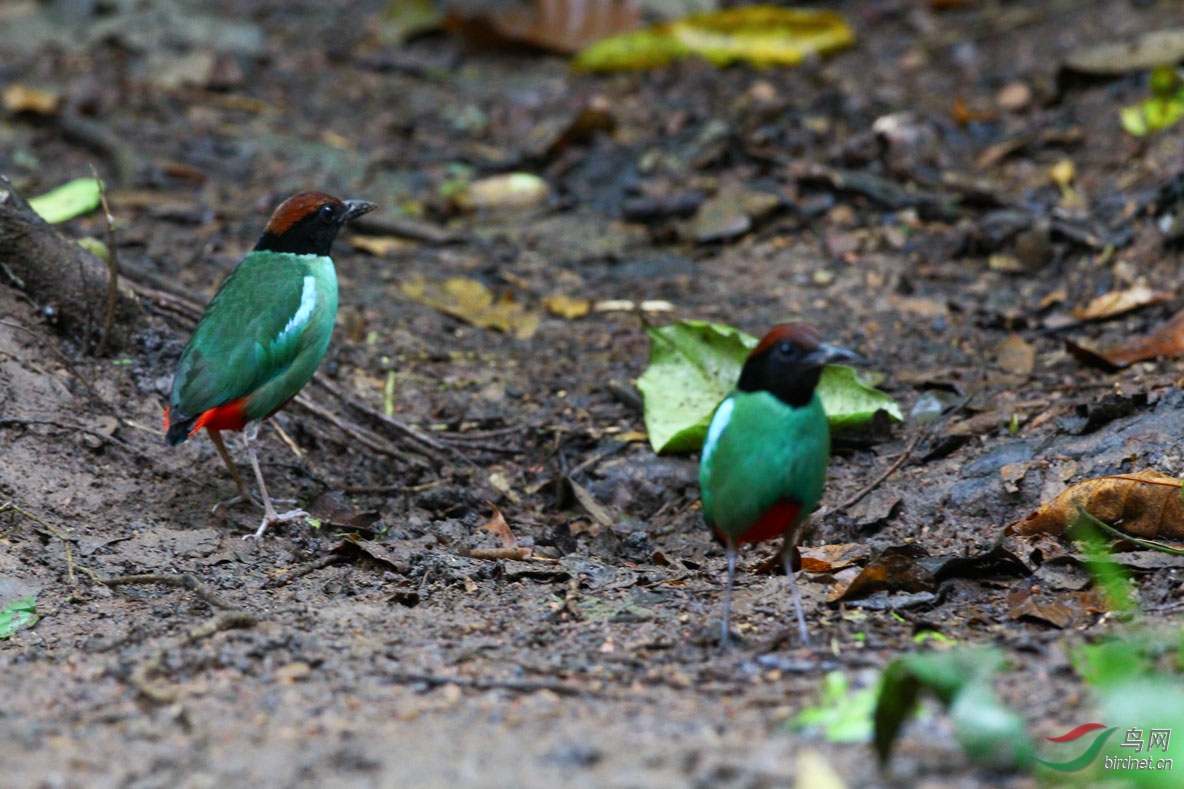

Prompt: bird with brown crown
xmin=165 ymin=192 xmax=375 ymax=539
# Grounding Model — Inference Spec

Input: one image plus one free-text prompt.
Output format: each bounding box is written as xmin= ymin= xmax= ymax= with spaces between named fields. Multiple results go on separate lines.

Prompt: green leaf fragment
xmin=28 ymin=177 xmax=103 ymax=224
xmin=792 ymin=670 xmax=876 ymax=743
xmin=1120 ymin=65 xmax=1184 ymax=136
xmin=818 ymin=364 xmax=903 ymax=431
xmin=0 ymin=596 xmax=39 ymax=639
xmin=638 ymin=320 xmax=902 ymax=454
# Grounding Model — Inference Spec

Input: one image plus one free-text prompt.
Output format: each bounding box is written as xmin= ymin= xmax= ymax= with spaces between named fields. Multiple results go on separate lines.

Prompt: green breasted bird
xmin=165 ymin=192 xmax=376 ymax=539
xmin=699 ymin=323 xmax=856 ymax=646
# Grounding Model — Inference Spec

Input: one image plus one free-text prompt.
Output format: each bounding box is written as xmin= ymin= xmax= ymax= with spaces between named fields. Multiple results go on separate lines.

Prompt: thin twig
xmin=0 ymin=500 xmax=76 ymax=583
xmin=261 ymin=553 xmax=345 ymax=588
xmin=90 ymin=165 xmax=119 ymax=357
xmin=293 ymin=391 xmax=433 ymax=470
xmin=385 ymin=671 xmax=595 ymax=698
xmin=98 ymin=572 xmax=240 ymax=610
xmin=834 ymin=431 xmax=924 ymax=513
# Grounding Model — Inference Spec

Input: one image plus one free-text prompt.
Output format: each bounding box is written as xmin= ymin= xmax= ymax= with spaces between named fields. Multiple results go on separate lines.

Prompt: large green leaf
xmin=818 ymin=364 xmax=904 ymax=431
xmin=0 ymin=596 xmax=38 ymax=639
xmin=637 ymin=320 xmax=902 ymax=454
xmin=638 ymin=321 xmax=751 ymax=454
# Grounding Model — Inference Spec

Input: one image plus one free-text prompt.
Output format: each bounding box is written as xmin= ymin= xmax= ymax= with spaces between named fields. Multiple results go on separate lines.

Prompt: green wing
xmin=699 ymin=390 xmax=830 ymax=539
xmin=170 ymin=251 xmax=338 ymax=423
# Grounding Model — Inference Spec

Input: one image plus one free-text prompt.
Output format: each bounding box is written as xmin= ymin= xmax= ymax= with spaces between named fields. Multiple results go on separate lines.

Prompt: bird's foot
xmin=243 ymin=508 xmax=308 ymax=541
xmin=211 ymin=491 xmax=263 ymax=514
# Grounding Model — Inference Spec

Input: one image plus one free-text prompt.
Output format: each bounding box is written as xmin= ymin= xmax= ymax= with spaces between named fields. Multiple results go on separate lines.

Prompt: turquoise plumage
xmin=165 ymin=192 xmax=375 ymax=539
xmin=699 ymin=323 xmax=856 ymax=646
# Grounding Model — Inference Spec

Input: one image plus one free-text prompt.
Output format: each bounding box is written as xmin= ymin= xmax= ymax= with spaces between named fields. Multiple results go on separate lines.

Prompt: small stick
xmin=834 ymin=431 xmax=924 ymax=513
xmin=385 ymin=672 xmax=595 ymax=698
xmin=90 ymin=164 xmax=120 ymax=357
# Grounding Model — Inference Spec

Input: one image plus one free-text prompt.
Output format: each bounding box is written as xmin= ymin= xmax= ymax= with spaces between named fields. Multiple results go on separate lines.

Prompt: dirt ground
xmin=2 ymin=1 xmax=1184 ymax=786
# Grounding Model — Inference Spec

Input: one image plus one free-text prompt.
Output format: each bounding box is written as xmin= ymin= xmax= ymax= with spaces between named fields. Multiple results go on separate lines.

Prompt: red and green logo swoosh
xmin=1035 ymin=723 xmax=1118 ymax=771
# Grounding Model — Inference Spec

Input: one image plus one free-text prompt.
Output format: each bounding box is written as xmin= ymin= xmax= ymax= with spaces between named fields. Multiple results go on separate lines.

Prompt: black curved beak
xmin=807 ymin=342 xmax=862 ymax=367
xmin=342 ymin=199 xmax=377 ymax=222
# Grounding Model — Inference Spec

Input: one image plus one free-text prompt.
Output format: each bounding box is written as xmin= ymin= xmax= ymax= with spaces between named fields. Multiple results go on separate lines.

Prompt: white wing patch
xmin=701 ymin=396 xmax=734 ymax=467
xmin=275 ymin=275 xmax=317 ymax=347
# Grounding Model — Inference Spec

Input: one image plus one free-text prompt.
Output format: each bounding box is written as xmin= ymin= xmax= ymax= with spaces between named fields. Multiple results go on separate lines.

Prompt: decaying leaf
xmin=1069 ymin=306 xmax=1184 ymax=369
xmin=479 ymin=502 xmax=518 ymax=549
xmin=474 ymin=502 xmax=532 ymax=560
xmin=994 ymin=333 xmax=1036 ymax=376
xmin=1007 ymin=469 xmax=1184 ymax=542
xmin=1071 ymin=282 xmax=1171 ymax=322
xmin=401 ymin=274 xmax=540 ymax=339
xmin=575 ymin=6 xmax=854 ymax=71
xmin=330 ymin=536 xmax=413 ymax=575
xmin=1006 ymin=586 xmax=1095 ymax=629
xmin=829 ymin=547 xmax=937 ymax=602
xmin=568 ymin=479 xmax=613 ymax=526
xmin=799 ymin=543 xmax=871 ymax=574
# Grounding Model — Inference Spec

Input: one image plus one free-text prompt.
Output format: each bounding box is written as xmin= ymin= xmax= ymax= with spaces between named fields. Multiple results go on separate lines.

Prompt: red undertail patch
xmin=190 ymin=397 xmax=250 ymax=435
xmin=716 ymin=498 xmax=803 ymax=545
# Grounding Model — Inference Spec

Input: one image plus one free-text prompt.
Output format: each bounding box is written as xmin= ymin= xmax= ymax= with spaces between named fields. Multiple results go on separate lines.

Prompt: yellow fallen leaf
xmin=575 ymin=6 xmax=854 ymax=71
xmin=1 ymin=83 xmax=60 ymax=115
xmin=542 ymin=294 xmax=591 ymax=319
xmin=401 ymin=274 xmax=540 ymax=339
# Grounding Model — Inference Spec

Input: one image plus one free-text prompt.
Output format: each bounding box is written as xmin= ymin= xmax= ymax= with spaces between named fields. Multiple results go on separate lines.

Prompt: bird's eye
xmin=318 ymin=204 xmax=337 ymax=222
xmin=777 ymin=342 xmax=792 ymax=355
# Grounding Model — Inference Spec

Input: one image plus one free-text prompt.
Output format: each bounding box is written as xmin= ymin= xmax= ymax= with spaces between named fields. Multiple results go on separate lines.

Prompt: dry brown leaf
xmin=798 ymin=543 xmax=870 ymax=573
xmin=568 ymin=479 xmax=613 ymax=526
xmin=401 ymin=275 xmax=540 ymax=339
xmin=479 ymin=502 xmax=518 ymax=549
xmin=994 ymin=333 xmax=1036 ymax=376
xmin=1071 ymin=308 xmax=1184 ymax=369
xmin=1071 ymin=283 xmax=1172 ymax=321
xmin=828 ymin=549 xmax=936 ymax=602
xmin=1006 ymin=587 xmax=1081 ymax=629
xmin=1007 ymin=469 xmax=1184 ymax=541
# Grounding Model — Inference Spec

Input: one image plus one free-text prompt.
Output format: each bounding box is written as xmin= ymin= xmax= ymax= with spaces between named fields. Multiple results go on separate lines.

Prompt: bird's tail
xmin=163 ymin=406 xmax=196 ymax=446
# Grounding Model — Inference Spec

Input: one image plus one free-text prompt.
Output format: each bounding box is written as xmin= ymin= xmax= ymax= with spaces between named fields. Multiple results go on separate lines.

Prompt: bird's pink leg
xmin=783 ymin=546 xmax=811 ymax=645
xmin=207 ymin=428 xmax=262 ymax=512
xmin=241 ymin=421 xmax=306 ymax=540
xmin=720 ymin=537 xmax=738 ymax=648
